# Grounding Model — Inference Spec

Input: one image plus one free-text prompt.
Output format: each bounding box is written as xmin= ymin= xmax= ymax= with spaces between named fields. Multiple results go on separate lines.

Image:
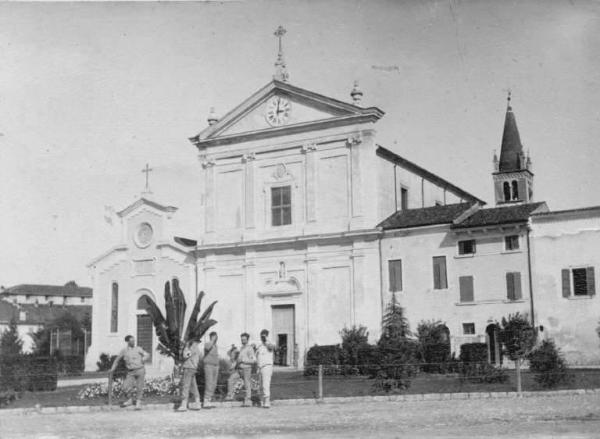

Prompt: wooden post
xmin=516 ymin=359 xmax=522 ymax=396
xmin=108 ymin=371 xmax=113 ymax=407
xmin=318 ymin=365 xmax=323 ymax=401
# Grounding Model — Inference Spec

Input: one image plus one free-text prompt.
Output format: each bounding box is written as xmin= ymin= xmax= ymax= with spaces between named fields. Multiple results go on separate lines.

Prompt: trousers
xmin=180 ymin=368 xmax=200 ymax=402
xmin=123 ymin=367 xmax=145 ymax=401
xmin=203 ymin=364 xmax=219 ymax=402
xmin=259 ymin=364 xmax=273 ymax=400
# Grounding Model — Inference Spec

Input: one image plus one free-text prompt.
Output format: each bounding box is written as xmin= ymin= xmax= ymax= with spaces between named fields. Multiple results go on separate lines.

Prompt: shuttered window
xmin=388 ymin=260 xmax=403 ymax=292
xmin=506 ymin=272 xmax=522 ymax=301
xmin=505 ymin=235 xmax=520 ymax=251
xmin=459 ymin=276 xmax=474 ymax=302
xmin=432 ymin=256 xmax=448 ymax=290
xmin=562 ymin=267 xmax=596 ymax=297
xmin=271 ymin=186 xmax=292 ymax=226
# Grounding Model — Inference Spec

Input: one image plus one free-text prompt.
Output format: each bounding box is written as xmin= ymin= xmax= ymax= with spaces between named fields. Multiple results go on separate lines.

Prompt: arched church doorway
xmin=136 ymin=295 xmax=153 ymax=362
xmin=486 ymin=324 xmax=501 ymax=365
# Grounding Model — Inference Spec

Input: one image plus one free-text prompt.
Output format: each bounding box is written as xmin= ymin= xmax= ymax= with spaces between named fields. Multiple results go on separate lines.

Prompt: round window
xmin=135 ymin=222 xmax=154 ymax=248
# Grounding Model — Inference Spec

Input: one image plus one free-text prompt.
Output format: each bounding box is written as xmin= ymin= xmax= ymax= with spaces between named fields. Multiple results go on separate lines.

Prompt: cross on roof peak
xmin=273 ymin=25 xmax=289 ymax=82
xmin=141 ymin=163 xmax=153 ymax=195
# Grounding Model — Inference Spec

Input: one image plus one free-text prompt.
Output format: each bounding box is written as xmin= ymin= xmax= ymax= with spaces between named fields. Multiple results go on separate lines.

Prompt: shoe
xmin=177 ymin=406 xmax=188 ymax=412
xmin=134 ymin=401 xmax=142 ymax=411
xmin=203 ymin=403 xmax=215 ymax=409
xmin=242 ymin=399 xmax=252 ymax=407
xmin=120 ymin=398 xmax=133 ymax=408
xmin=263 ymin=397 xmax=271 ymax=409
xmin=189 ymin=402 xmax=201 ymax=411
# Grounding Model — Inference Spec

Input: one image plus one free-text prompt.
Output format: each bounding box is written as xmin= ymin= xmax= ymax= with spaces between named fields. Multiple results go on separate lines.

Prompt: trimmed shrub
xmin=304 ymin=344 xmax=343 ymax=376
xmin=339 ymin=325 xmax=370 ymax=375
xmin=458 ymin=343 xmax=508 ymax=383
xmin=528 ymin=340 xmax=570 ymax=388
xmin=371 ymin=340 xmax=420 ymax=392
xmin=1 ymin=355 xmax=58 ymax=392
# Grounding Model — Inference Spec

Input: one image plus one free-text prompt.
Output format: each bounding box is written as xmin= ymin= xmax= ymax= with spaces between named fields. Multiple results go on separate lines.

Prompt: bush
xmin=528 ymin=340 xmax=570 ymax=388
xmin=78 ymin=375 xmax=179 ymax=400
xmin=0 ymin=389 xmax=17 ymax=408
xmin=304 ymin=345 xmax=343 ymax=376
xmin=416 ymin=320 xmax=452 ymax=373
xmin=458 ymin=343 xmax=507 ymax=383
xmin=371 ymin=340 xmax=420 ymax=392
xmin=339 ymin=325 xmax=370 ymax=375
xmin=1 ymin=355 xmax=58 ymax=392
xmin=55 ymin=354 xmax=85 ymax=376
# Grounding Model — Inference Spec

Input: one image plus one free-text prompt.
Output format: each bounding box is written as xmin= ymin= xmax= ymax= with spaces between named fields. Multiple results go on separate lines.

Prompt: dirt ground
xmin=2 ymin=393 xmax=600 ymax=438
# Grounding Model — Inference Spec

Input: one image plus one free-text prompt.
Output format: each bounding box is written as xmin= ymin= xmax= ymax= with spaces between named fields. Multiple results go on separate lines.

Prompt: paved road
xmin=2 ymin=394 xmax=600 ymax=438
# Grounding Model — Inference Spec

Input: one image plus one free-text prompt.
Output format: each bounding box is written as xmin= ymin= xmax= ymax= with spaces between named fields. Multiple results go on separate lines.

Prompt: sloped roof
xmin=452 ymin=202 xmax=548 ymax=229
xmin=376 ymin=147 xmax=485 ymax=205
xmin=378 ymin=203 xmax=475 ymax=230
xmin=1 ymin=284 xmax=93 ymax=298
xmin=498 ymin=103 xmax=525 ymax=172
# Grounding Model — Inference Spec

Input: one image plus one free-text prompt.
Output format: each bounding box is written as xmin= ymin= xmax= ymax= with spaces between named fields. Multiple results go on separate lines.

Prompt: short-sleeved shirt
xmin=256 ymin=342 xmax=274 ymax=368
xmin=183 ymin=343 xmax=202 ymax=370
xmin=238 ymin=344 xmax=256 ymax=368
xmin=120 ymin=346 xmax=147 ymax=371
xmin=203 ymin=341 xmax=219 ymax=366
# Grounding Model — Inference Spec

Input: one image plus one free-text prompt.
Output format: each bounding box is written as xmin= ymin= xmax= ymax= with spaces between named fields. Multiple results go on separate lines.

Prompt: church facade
xmin=86 ymin=31 xmax=600 ymax=372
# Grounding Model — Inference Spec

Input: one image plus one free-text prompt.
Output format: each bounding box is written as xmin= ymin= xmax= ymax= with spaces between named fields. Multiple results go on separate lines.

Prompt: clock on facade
xmin=265 ymin=96 xmax=291 ymax=127
xmin=135 ymin=222 xmax=154 ymax=248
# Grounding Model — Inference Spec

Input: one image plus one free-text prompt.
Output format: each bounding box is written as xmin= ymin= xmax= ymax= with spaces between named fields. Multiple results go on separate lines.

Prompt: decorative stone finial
xmin=493 ymin=150 xmax=499 ymax=172
xmin=526 ymin=149 xmax=532 ymax=170
xmin=350 ymin=80 xmax=363 ymax=105
xmin=207 ymin=107 xmax=219 ymax=126
xmin=506 ymin=89 xmax=512 ymax=110
xmin=273 ymin=26 xmax=289 ymax=82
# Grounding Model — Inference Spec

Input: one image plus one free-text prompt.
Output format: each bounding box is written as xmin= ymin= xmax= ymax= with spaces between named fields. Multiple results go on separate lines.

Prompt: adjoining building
xmin=0 ymin=282 xmax=93 ymax=307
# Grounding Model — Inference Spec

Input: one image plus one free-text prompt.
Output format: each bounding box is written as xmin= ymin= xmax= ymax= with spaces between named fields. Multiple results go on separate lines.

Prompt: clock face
xmin=265 ymin=96 xmax=291 ymax=127
xmin=135 ymin=222 xmax=154 ymax=248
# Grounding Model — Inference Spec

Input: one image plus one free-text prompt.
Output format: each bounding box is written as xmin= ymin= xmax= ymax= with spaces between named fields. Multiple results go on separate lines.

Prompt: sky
xmin=1 ymin=0 xmax=599 ymax=287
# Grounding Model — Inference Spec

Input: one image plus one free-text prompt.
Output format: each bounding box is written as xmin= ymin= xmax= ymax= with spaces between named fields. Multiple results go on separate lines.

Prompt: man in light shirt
xmin=110 ymin=335 xmax=150 ymax=410
xmin=225 ymin=332 xmax=255 ymax=406
xmin=178 ymin=339 xmax=202 ymax=412
xmin=256 ymin=329 xmax=275 ymax=408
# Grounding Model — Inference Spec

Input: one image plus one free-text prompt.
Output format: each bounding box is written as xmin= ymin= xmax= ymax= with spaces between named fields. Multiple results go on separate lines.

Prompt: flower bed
xmin=78 ymin=376 xmax=179 ymax=400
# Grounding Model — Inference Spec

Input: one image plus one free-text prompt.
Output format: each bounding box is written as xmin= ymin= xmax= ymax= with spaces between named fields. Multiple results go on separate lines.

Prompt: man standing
xmin=227 ymin=332 xmax=255 ymax=406
xmin=178 ymin=339 xmax=202 ymax=412
xmin=256 ymin=329 xmax=275 ymax=408
xmin=110 ymin=335 xmax=149 ymax=410
xmin=202 ymin=331 xmax=219 ymax=408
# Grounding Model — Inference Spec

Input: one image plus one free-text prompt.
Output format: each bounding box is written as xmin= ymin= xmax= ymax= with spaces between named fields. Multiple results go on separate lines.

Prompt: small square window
xmin=505 ymin=235 xmax=520 ymax=251
xmin=462 ymin=323 xmax=475 ymax=335
xmin=458 ymin=240 xmax=476 ymax=255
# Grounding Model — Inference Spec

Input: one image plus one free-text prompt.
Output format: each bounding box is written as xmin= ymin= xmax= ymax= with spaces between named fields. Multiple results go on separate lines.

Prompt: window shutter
xmin=388 ymin=260 xmax=403 ymax=292
xmin=388 ymin=261 xmax=396 ymax=292
xmin=561 ymin=269 xmax=571 ymax=298
xmin=433 ymin=258 xmax=441 ymax=289
xmin=459 ymin=276 xmax=474 ymax=302
xmin=438 ymin=257 xmax=447 ymax=289
xmin=472 ymin=240 xmax=476 ymax=254
xmin=506 ymin=273 xmax=515 ymax=300
xmin=586 ymin=267 xmax=596 ymax=296
xmin=514 ymin=272 xmax=522 ymax=300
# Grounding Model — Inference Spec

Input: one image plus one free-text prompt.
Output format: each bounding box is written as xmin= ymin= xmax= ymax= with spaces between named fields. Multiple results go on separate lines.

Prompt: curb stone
xmin=3 ymin=387 xmax=600 ymax=416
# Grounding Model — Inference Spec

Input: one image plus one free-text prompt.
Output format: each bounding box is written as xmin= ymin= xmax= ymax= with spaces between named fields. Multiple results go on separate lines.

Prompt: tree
xmin=379 ymin=292 xmax=410 ymax=347
xmin=499 ymin=312 xmax=536 ymax=394
xmin=0 ymin=318 xmax=23 ymax=357
xmin=143 ymin=279 xmax=218 ymax=365
xmin=339 ymin=325 xmax=369 ymax=372
xmin=528 ymin=339 xmax=569 ymax=388
xmin=416 ymin=320 xmax=451 ymax=373
xmin=0 ymin=318 xmax=24 ymax=391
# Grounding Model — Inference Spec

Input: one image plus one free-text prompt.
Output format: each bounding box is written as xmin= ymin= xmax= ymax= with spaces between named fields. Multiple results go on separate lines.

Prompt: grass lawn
xmin=5 ymin=369 xmax=600 ymax=410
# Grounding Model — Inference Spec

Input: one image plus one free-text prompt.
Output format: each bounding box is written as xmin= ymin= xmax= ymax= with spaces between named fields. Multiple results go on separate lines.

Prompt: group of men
xmin=110 ymin=329 xmax=276 ymax=411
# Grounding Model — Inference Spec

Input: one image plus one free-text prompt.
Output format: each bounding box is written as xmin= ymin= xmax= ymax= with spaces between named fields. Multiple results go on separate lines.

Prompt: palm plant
xmin=143 ymin=278 xmax=218 ymax=364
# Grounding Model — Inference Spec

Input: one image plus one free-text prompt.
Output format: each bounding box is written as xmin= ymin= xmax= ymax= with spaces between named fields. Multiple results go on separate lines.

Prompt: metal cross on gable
xmin=142 ymin=163 xmax=153 ymax=193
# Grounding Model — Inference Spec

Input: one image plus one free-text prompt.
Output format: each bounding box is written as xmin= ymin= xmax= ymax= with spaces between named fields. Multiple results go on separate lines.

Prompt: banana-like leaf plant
xmin=143 ymin=278 xmax=218 ymax=364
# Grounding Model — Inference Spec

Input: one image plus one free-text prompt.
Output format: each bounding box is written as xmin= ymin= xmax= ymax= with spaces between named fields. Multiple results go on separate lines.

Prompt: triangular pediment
xmin=190 ymin=80 xmax=384 ymax=148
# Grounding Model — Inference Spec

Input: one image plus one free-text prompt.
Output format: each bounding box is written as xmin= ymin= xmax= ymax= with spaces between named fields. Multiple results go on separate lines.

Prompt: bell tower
xmin=493 ymin=92 xmax=534 ymax=205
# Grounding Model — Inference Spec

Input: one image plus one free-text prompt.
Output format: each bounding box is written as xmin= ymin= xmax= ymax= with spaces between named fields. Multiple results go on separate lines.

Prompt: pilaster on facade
xmin=302 ymin=142 xmax=318 ymax=223
xmin=242 ymin=152 xmax=256 ymax=230
xmin=346 ymin=134 xmax=363 ymax=220
xmin=201 ymin=155 xmax=217 ymax=234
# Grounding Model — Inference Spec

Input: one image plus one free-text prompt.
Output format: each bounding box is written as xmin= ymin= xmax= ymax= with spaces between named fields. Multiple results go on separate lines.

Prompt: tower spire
xmin=273 ymin=25 xmax=289 ymax=82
